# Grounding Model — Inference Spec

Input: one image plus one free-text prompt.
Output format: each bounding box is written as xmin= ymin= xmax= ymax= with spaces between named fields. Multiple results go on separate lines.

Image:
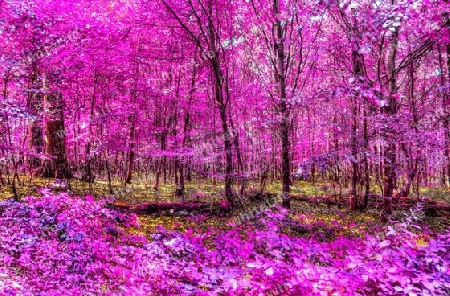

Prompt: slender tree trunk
xmin=125 ymin=114 xmax=136 ymax=184
xmin=439 ymin=5 xmax=450 ymax=186
xmin=153 ymin=159 xmax=161 ymax=190
xmin=274 ymin=0 xmax=291 ymax=209
xmin=206 ymin=2 xmax=234 ymax=204
xmin=400 ymin=143 xmax=416 ymax=197
xmin=83 ymin=72 xmax=97 ymax=186
xmin=27 ymin=64 xmax=44 ymax=174
xmin=219 ymin=104 xmax=233 ymax=202
xmin=444 ymin=42 xmax=450 ymax=186
xmin=350 ymin=15 xmax=363 ymax=210
xmin=175 ymin=159 xmax=185 ymax=199
xmin=3 ymin=73 xmax=19 ymax=200
xmin=350 ymin=95 xmax=358 ymax=210
xmin=177 ymin=65 xmax=195 ymax=198
xmin=400 ymin=60 xmax=418 ymax=197
xmin=105 ymin=152 xmax=113 ymax=195
xmin=381 ymin=8 xmax=399 ymax=221
xmin=363 ymin=107 xmax=370 ymax=209
xmin=229 ymin=114 xmax=245 ymax=195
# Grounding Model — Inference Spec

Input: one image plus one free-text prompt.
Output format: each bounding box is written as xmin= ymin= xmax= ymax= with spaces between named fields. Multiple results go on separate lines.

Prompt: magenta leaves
xmin=0 ymin=193 xmax=449 ymax=295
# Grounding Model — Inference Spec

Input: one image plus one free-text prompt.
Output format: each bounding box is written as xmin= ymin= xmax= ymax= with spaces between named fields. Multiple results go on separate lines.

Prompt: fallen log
xmin=111 ymin=200 xmax=232 ymax=215
xmin=291 ymin=195 xmax=338 ymax=205
xmin=290 ymin=195 xmax=311 ymax=202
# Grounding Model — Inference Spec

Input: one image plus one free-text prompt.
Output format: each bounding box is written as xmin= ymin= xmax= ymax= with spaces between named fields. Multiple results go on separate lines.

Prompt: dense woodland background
xmin=1 ymin=0 xmax=450 ymax=295
xmin=2 ymin=0 xmax=450 ymax=216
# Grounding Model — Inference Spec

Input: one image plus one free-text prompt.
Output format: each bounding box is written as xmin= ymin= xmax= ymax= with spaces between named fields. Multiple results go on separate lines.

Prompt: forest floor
xmin=1 ymin=175 xmax=450 ymax=233
xmin=1 ymin=177 xmax=450 ymax=294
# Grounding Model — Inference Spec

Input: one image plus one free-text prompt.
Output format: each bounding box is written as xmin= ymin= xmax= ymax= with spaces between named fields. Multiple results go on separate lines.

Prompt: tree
xmin=245 ymin=0 xmax=321 ymax=208
xmin=41 ymin=71 xmax=71 ymax=178
xmin=161 ymin=0 xmax=235 ymax=205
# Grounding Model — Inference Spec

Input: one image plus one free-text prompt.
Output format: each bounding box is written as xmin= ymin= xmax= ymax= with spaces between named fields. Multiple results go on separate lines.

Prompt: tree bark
xmin=381 ymin=6 xmax=399 ymax=221
xmin=153 ymin=158 xmax=161 ymax=190
xmin=41 ymin=90 xmax=71 ymax=179
xmin=207 ymin=2 xmax=234 ymax=204
xmin=125 ymin=113 xmax=136 ymax=184
xmin=274 ymin=0 xmax=291 ymax=209
xmin=161 ymin=0 xmax=234 ymax=204
xmin=363 ymin=107 xmax=370 ymax=209
xmin=349 ymin=8 xmax=363 ymax=210
xmin=400 ymin=60 xmax=418 ymax=197
xmin=82 ymin=72 xmax=97 ymax=185
xmin=27 ymin=63 xmax=44 ymax=173
xmin=350 ymin=94 xmax=358 ymax=210
xmin=444 ymin=41 xmax=450 ymax=186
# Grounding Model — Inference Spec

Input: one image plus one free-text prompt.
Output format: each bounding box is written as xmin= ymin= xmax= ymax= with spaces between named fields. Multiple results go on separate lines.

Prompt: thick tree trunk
xmin=41 ymin=91 xmax=71 ymax=179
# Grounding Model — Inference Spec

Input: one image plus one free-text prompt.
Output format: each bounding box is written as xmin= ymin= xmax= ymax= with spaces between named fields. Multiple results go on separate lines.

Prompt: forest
xmin=0 ymin=0 xmax=450 ymax=295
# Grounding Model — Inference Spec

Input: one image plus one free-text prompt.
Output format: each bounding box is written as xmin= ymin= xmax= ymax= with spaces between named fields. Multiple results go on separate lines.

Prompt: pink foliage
xmin=0 ymin=193 xmax=449 ymax=295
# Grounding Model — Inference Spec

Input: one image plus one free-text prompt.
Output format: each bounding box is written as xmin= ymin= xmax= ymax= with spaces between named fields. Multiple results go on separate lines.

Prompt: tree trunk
xmin=444 ymin=42 xmax=450 ymax=186
xmin=153 ymin=159 xmax=161 ymax=190
xmin=381 ymin=8 xmax=399 ymax=221
xmin=105 ymin=153 xmax=113 ymax=194
xmin=230 ymin=113 xmax=245 ymax=196
xmin=274 ymin=0 xmax=291 ymax=209
xmin=363 ymin=107 xmax=370 ymax=209
xmin=219 ymin=104 xmax=234 ymax=203
xmin=177 ymin=68 xmax=195 ymax=198
xmin=27 ymin=64 xmax=44 ymax=174
xmin=83 ymin=72 xmax=97 ymax=184
xmin=125 ymin=114 xmax=136 ymax=184
xmin=207 ymin=2 xmax=234 ymax=205
xmin=350 ymin=95 xmax=358 ymax=210
xmin=41 ymin=91 xmax=71 ymax=179
xmin=400 ymin=59 xmax=418 ymax=197
xmin=350 ymin=11 xmax=363 ymax=210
